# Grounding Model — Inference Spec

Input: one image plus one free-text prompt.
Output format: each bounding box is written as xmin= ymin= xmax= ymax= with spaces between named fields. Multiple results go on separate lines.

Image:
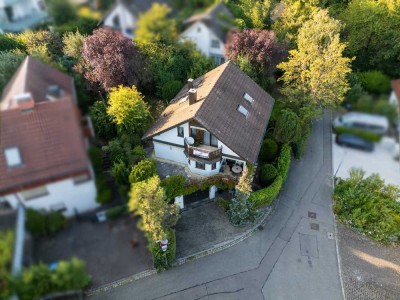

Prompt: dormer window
xmin=4 ymin=147 xmax=22 ymax=168
xmin=237 ymin=105 xmax=249 ymax=117
xmin=243 ymin=93 xmax=254 ymax=104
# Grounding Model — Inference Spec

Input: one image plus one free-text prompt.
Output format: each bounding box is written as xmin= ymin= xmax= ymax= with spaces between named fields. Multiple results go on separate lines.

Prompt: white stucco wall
xmin=180 ymin=21 xmax=225 ymax=58
xmin=187 ymin=159 xmax=221 ymax=176
xmin=103 ymin=3 xmax=136 ymax=38
xmin=154 ymin=142 xmax=187 ymax=164
xmin=153 ymin=123 xmax=189 ymax=146
xmin=2 ymin=178 xmax=98 ymax=217
xmin=1 ymin=0 xmax=42 ymax=20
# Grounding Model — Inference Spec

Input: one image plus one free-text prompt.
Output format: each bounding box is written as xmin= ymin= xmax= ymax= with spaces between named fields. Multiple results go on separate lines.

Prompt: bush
xmin=13 ymin=257 xmax=91 ymax=300
xmin=106 ymin=205 xmax=128 ymax=220
xmin=260 ymin=164 xmax=278 ymax=187
xmin=334 ymin=126 xmax=381 ymax=142
xmin=228 ymin=191 xmax=261 ymax=226
xmin=259 ymin=138 xmax=278 ymax=163
xmin=358 ymin=71 xmax=391 ymax=95
xmin=162 ymin=80 xmax=182 ymax=101
xmin=249 ymin=176 xmax=283 ymax=208
xmin=0 ymin=34 xmax=26 ymax=51
xmin=277 ymin=144 xmax=291 ymax=181
xmin=150 ymin=228 xmax=176 ymax=272
xmin=95 ymin=175 xmax=113 ymax=204
xmin=217 ymin=198 xmax=230 ymax=212
xmin=88 ymin=147 xmax=103 ymax=174
xmin=26 ymin=209 xmax=66 ymax=237
xmin=129 ymin=159 xmax=158 ymax=184
xmin=111 ymin=160 xmax=130 ymax=185
xmin=334 ymin=169 xmax=400 ymax=243
xmin=160 ymin=175 xmax=186 ymax=199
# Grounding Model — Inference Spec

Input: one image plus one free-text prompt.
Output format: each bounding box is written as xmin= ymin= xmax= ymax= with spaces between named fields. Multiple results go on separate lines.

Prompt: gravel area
xmin=337 ymin=222 xmax=400 ymax=300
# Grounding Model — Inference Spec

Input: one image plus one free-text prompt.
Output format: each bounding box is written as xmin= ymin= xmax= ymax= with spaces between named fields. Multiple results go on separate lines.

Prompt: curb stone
xmin=84 ymin=196 xmax=282 ymax=298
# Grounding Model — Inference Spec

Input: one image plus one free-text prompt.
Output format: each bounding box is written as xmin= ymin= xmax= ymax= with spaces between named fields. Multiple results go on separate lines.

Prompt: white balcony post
xmin=174 ymin=195 xmax=184 ymax=209
xmin=209 ymin=185 xmax=217 ymax=199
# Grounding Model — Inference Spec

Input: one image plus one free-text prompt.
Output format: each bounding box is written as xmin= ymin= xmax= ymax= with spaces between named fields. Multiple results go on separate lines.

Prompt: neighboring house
xmin=143 ymin=61 xmax=275 ymax=177
xmin=0 ymin=56 xmax=98 ymax=217
xmin=179 ymin=1 xmax=233 ymax=65
xmin=100 ymin=0 xmax=170 ymax=38
xmin=0 ymin=0 xmax=48 ymax=32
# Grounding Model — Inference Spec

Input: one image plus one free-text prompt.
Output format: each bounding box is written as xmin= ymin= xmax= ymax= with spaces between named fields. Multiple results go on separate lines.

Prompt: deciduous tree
xmin=63 ymin=31 xmax=86 ymax=61
xmin=135 ymin=3 xmax=177 ymax=45
xmin=0 ymin=51 xmax=24 ymax=92
xmin=79 ymin=28 xmax=149 ymax=91
xmin=106 ymin=85 xmax=150 ymax=134
xmin=278 ymin=9 xmax=351 ymax=107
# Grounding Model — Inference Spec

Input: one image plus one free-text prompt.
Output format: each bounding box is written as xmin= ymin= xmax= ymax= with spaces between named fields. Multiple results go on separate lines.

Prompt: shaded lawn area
xmin=33 ymin=215 xmax=152 ymax=288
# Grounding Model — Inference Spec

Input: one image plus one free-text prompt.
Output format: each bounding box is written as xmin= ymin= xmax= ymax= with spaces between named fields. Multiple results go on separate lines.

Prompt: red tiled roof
xmin=1 ymin=56 xmax=76 ymax=110
xmin=0 ymin=57 xmax=89 ymax=195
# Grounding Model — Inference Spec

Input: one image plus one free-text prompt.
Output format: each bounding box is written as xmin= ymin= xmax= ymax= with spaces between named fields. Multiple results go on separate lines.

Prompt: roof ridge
xmin=194 ymin=61 xmax=232 ymax=118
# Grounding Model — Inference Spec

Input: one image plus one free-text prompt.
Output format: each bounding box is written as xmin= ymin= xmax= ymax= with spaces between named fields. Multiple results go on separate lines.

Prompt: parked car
xmin=335 ymin=134 xmax=374 ymax=152
xmin=333 ymin=112 xmax=389 ymax=135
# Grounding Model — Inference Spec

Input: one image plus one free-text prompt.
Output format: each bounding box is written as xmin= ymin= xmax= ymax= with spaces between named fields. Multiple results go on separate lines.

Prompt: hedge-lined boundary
xmin=334 ymin=126 xmax=381 ymax=142
xmin=249 ymin=144 xmax=291 ymax=208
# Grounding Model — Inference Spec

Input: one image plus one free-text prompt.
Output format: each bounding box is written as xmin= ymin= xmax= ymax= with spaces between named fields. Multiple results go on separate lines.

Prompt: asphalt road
xmin=91 ymin=111 xmax=343 ymax=300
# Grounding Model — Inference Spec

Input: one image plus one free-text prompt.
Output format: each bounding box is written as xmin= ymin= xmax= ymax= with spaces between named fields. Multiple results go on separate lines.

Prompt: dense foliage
xmin=25 ymin=209 xmax=67 ymax=237
xmin=334 ymin=169 xmax=400 ymax=243
xmin=0 ymin=230 xmax=14 ymax=299
xmin=13 ymin=258 xmax=91 ymax=300
xmin=228 ymin=191 xmax=261 ymax=226
xmin=259 ymin=138 xmax=279 ymax=163
xmin=129 ymin=159 xmax=158 ymax=184
xmin=260 ymin=164 xmax=278 ymax=187
xmin=79 ymin=28 xmax=150 ymax=91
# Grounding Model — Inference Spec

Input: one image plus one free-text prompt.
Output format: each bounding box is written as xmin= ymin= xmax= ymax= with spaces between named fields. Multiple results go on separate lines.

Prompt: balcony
xmin=184 ymin=138 xmax=222 ymax=162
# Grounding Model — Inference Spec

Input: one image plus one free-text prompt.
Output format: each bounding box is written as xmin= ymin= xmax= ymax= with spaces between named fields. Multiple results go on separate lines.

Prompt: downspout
xmin=11 ymin=194 xmax=26 ymax=276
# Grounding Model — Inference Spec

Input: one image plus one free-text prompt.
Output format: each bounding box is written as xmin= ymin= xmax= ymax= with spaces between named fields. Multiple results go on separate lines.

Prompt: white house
xmin=100 ymin=0 xmax=170 ymax=38
xmin=143 ymin=61 xmax=275 ymax=177
xmin=0 ymin=56 xmax=98 ymax=217
xmin=179 ymin=1 xmax=234 ymax=65
xmin=0 ymin=0 xmax=48 ymax=32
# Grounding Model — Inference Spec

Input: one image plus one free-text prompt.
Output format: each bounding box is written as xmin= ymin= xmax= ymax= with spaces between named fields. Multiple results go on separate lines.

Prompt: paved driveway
xmin=90 ymin=111 xmax=343 ymax=300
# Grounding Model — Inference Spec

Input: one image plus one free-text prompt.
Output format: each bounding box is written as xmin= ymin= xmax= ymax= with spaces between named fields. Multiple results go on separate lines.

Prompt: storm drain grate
xmin=310 ymin=223 xmax=319 ymax=231
xmin=308 ymin=211 xmax=317 ymax=219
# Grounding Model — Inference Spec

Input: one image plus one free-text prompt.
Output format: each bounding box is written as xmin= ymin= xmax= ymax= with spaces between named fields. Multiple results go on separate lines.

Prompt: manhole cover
xmin=327 ymin=232 xmax=334 ymax=239
xmin=308 ymin=211 xmax=317 ymax=219
xmin=299 ymin=234 xmax=319 ymax=258
xmin=310 ymin=223 xmax=319 ymax=231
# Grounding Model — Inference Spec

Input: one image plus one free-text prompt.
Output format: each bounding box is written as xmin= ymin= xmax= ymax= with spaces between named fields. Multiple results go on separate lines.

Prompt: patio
xmin=33 ymin=215 xmax=152 ymax=288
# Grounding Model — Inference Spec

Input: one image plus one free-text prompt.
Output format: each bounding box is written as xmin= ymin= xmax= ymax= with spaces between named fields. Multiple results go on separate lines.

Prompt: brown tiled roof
xmin=143 ymin=61 xmax=275 ymax=164
xmin=1 ymin=56 xmax=75 ymax=110
xmin=391 ymin=79 xmax=400 ymax=104
xmin=0 ymin=58 xmax=89 ymax=195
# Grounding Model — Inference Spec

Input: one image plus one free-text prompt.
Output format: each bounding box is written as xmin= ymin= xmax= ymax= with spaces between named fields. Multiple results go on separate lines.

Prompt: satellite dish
xmin=186 ymin=137 xmax=194 ymax=145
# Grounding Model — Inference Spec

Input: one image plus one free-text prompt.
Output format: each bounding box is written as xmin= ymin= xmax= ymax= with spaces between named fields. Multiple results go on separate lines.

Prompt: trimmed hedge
xmin=249 ymin=176 xmax=283 ymax=208
xmin=334 ymin=126 xmax=381 ymax=143
xmin=260 ymin=164 xmax=278 ymax=187
xmin=277 ymin=144 xmax=291 ymax=181
xmin=259 ymin=138 xmax=278 ymax=163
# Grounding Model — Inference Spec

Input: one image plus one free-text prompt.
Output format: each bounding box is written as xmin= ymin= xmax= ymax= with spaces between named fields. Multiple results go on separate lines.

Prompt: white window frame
xmin=211 ymin=39 xmax=220 ymax=49
xmin=243 ymin=93 xmax=254 ymax=104
xmin=4 ymin=147 xmax=22 ymax=168
xmin=237 ymin=105 xmax=249 ymax=117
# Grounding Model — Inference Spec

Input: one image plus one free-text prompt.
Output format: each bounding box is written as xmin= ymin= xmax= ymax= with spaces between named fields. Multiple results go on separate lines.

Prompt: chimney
xmin=189 ymin=88 xmax=197 ymax=105
xmin=187 ymin=78 xmax=194 ymax=90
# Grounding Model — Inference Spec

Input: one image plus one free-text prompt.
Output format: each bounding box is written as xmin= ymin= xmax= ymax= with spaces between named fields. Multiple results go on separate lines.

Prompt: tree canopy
xmin=278 ymin=9 xmax=352 ymax=107
xmin=135 ymin=3 xmax=177 ymax=45
xmin=106 ymin=85 xmax=150 ymax=134
xmin=340 ymin=0 xmax=400 ymax=77
xmin=129 ymin=176 xmax=180 ymax=241
xmin=79 ymin=28 xmax=150 ymax=91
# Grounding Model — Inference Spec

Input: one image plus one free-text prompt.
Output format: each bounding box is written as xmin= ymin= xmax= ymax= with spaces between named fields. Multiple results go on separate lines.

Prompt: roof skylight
xmin=243 ymin=93 xmax=254 ymax=104
xmin=237 ymin=105 xmax=249 ymax=117
xmin=4 ymin=147 xmax=22 ymax=167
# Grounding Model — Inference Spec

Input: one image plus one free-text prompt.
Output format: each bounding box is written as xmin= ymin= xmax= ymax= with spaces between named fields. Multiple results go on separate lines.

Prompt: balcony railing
xmin=184 ymin=138 xmax=222 ymax=161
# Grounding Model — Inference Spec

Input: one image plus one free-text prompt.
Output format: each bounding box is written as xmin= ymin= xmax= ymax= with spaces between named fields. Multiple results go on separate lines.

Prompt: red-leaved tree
xmin=78 ymin=28 xmax=150 ymax=91
xmin=225 ymin=29 xmax=288 ymax=76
